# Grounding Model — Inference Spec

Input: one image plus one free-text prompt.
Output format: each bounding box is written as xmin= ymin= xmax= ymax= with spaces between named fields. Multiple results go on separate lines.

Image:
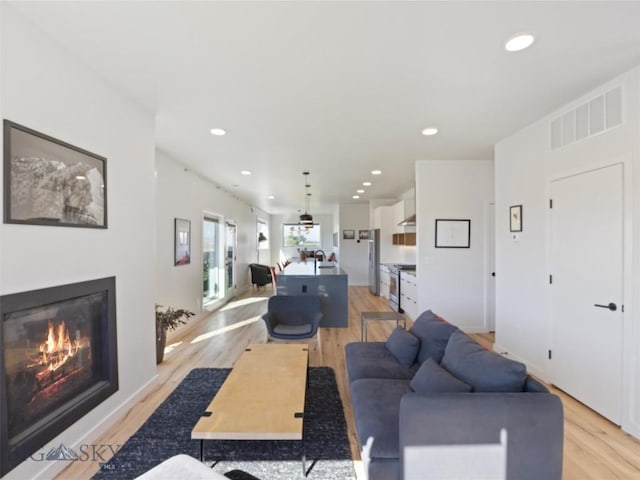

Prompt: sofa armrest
xmin=399 ymin=392 xmax=563 ymax=480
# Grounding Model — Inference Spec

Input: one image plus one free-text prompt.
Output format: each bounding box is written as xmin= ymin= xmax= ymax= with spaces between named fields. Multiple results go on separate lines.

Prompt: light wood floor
xmin=56 ymin=286 xmax=640 ymax=480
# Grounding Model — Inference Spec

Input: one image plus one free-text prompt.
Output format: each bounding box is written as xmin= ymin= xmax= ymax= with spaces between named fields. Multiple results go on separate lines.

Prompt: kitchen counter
xmin=278 ymin=261 xmax=345 ymax=276
xmin=276 ymin=261 xmax=348 ymax=327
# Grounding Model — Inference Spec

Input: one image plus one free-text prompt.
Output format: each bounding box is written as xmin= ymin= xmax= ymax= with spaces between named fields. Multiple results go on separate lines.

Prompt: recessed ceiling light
xmin=357 ymin=189 xmax=365 ymax=193
xmin=267 ymin=195 xmax=275 ymax=200
xmin=504 ymin=34 xmax=535 ymax=52
xmin=363 ymin=182 xmax=372 ymax=186
xmin=421 ymin=127 xmax=439 ymax=136
xmin=210 ymin=128 xmax=227 ymax=136
xmin=75 ymin=175 xmax=86 ymax=180
xmin=353 ymin=195 xmax=360 ymax=199
xmin=371 ymin=170 xmax=382 ymax=175
xmin=240 ymin=170 xmax=251 ymax=175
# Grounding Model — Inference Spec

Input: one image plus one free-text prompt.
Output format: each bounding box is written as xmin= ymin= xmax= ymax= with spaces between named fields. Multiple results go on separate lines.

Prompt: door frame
xmin=485 ymin=202 xmax=496 ymax=332
xmin=545 ymin=153 xmax=633 ymax=430
xmin=202 ymin=211 xmax=225 ymax=310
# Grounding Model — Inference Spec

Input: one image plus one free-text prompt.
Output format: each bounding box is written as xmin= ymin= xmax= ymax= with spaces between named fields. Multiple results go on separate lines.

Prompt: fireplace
xmin=0 ymin=277 xmax=118 ymax=475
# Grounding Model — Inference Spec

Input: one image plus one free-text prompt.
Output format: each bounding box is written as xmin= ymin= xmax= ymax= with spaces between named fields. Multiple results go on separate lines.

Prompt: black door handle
xmin=491 ymin=272 xmax=496 ymax=277
xmin=594 ymin=302 xmax=617 ymax=311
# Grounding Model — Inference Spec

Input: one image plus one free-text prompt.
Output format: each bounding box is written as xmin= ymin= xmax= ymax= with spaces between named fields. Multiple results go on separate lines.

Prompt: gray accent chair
xmin=261 ymin=295 xmax=323 ymax=340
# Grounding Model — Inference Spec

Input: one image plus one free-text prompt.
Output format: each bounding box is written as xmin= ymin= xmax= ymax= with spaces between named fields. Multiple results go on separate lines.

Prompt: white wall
xmin=0 ymin=5 xmax=157 ymax=479
xmin=338 ymin=203 xmax=369 ymax=285
xmin=415 ymin=160 xmax=494 ymax=331
xmin=494 ymin=66 xmax=640 ymax=438
xmin=155 ymin=152 xmax=271 ymax=322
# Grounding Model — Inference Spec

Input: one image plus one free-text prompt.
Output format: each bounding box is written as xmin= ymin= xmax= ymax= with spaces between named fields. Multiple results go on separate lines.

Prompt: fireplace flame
xmin=37 ymin=320 xmax=80 ymax=375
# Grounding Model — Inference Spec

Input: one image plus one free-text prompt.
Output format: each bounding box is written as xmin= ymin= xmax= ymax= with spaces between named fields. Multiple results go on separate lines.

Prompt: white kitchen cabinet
xmin=400 ymin=270 xmax=418 ymax=320
xmin=379 ymin=264 xmax=390 ymax=299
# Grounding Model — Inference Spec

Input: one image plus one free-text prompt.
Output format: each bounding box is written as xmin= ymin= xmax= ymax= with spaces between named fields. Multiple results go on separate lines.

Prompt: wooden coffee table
xmin=191 ymin=343 xmax=309 ymax=475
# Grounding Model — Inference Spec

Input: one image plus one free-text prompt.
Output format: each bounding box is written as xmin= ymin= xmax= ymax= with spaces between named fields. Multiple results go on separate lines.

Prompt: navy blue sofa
xmin=345 ymin=310 xmax=563 ymax=480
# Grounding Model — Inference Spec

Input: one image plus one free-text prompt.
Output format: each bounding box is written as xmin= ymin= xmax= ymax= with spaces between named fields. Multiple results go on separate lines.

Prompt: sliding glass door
xmin=225 ymin=222 xmax=236 ymax=297
xmin=203 ymin=216 xmax=221 ymax=303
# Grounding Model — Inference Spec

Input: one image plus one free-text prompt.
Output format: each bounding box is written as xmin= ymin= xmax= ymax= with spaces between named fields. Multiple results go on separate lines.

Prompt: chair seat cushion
xmin=273 ymin=323 xmax=313 ymax=336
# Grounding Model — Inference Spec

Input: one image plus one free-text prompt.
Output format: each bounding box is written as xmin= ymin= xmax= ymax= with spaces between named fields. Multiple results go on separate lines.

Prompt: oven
xmin=388 ymin=265 xmax=401 ymax=312
xmin=388 ymin=264 xmax=416 ymax=312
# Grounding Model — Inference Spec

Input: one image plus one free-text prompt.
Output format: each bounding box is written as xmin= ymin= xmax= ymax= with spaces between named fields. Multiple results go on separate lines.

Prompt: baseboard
xmin=623 ymin=420 xmax=640 ymax=439
xmin=459 ymin=326 xmax=490 ymax=334
xmin=492 ymin=342 xmax=548 ymax=382
xmin=31 ymin=373 xmax=160 ymax=480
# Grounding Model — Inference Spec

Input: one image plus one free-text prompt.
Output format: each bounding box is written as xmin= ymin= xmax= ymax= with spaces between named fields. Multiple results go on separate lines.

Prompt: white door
xmin=486 ymin=203 xmax=496 ymax=331
xmin=550 ymin=163 xmax=624 ymax=424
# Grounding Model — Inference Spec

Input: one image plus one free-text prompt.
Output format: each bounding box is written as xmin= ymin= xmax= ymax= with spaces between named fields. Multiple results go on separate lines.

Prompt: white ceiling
xmin=7 ymin=1 xmax=640 ymax=216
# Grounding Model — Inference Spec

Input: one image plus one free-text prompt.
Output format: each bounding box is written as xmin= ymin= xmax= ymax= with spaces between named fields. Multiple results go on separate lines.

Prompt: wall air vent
xmin=550 ymin=85 xmax=623 ymax=150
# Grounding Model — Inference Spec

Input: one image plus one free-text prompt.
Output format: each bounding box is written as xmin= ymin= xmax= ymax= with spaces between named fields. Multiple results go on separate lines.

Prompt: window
xmin=283 ymin=224 xmax=321 ymax=248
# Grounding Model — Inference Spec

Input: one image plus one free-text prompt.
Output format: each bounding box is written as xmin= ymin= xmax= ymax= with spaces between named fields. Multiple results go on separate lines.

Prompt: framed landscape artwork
xmin=343 ymin=229 xmax=355 ymax=240
xmin=358 ymin=230 xmax=369 ymax=240
xmin=3 ymin=120 xmax=107 ymax=228
xmin=174 ymin=218 xmax=191 ymax=266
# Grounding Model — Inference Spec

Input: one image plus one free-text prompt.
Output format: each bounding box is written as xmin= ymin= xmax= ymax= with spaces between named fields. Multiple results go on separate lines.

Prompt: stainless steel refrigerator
xmin=368 ymin=229 xmax=380 ymax=295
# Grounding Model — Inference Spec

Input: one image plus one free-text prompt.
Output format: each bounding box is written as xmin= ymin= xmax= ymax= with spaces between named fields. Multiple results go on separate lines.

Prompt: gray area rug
xmin=93 ymin=367 xmax=355 ymax=479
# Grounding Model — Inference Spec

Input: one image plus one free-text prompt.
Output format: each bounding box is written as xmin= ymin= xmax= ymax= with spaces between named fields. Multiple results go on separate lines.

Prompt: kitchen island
xmin=276 ymin=261 xmax=348 ymax=328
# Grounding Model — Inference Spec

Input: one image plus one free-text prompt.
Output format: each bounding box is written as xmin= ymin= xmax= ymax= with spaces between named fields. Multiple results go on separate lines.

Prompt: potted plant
xmin=155 ymin=304 xmax=195 ymax=364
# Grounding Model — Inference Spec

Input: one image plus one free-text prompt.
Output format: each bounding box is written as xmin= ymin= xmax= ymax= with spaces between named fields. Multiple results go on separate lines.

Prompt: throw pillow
xmin=409 ymin=310 xmax=459 ymax=364
xmin=410 ymin=358 xmax=472 ymax=393
xmin=440 ymin=331 xmax=527 ymax=392
xmin=384 ymin=327 xmax=420 ymax=367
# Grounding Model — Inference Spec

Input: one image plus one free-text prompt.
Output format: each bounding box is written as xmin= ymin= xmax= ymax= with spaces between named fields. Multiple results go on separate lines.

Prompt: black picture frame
xmin=174 ymin=218 xmax=191 ymax=266
xmin=358 ymin=230 xmax=369 ymax=240
xmin=510 ymin=205 xmax=523 ymax=232
xmin=435 ymin=219 xmax=471 ymax=248
xmin=343 ymin=229 xmax=355 ymax=240
xmin=3 ymin=120 xmax=107 ymax=228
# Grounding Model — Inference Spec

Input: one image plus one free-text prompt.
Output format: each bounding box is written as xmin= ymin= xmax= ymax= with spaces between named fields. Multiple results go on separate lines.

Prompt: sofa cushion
xmin=345 ymin=342 xmax=419 ymax=382
xmin=410 ymin=358 xmax=472 ymax=393
xmin=409 ymin=310 xmax=459 ymax=364
xmin=350 ymin=378 xmax=412 ymax=459
xmin=385 ymin=327 xmax=420 ymax=367
xmin=441 ymin=331 xmax=527 ymax=392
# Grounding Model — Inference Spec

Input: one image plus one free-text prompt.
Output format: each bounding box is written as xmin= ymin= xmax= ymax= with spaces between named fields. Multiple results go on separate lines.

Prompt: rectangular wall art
xmin=174 ymin=218 xmax=191 ymax=265
xmin=3 ymin=120 xmax=107 ymax=228
xmin=435 ymin=219 xmax=471 ymax=248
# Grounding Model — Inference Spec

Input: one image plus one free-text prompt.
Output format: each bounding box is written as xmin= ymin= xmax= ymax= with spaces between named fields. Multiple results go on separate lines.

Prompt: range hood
xmin=398 ymin=214 xmax=416 ymax=226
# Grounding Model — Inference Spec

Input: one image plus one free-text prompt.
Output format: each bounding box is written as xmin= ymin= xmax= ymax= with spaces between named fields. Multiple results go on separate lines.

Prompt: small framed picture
xmin=358 ymin=230 xmax=369 ymax=240
xmin=174 ymin=218 xmax=191 ymax=265
xmin=510 ymin=205 xmax=523 ymax=232
xmin=343 ymin=229 xmax=355 ymax=240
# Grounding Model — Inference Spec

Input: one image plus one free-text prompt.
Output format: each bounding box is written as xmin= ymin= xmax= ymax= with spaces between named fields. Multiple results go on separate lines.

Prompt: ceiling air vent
xmin=550 ymin=85 xmax=623 ymax=151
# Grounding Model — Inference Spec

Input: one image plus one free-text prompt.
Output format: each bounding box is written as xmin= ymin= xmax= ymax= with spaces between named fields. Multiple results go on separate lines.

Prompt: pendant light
xmin=299 ymin=171 xmax=313 ymax=225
